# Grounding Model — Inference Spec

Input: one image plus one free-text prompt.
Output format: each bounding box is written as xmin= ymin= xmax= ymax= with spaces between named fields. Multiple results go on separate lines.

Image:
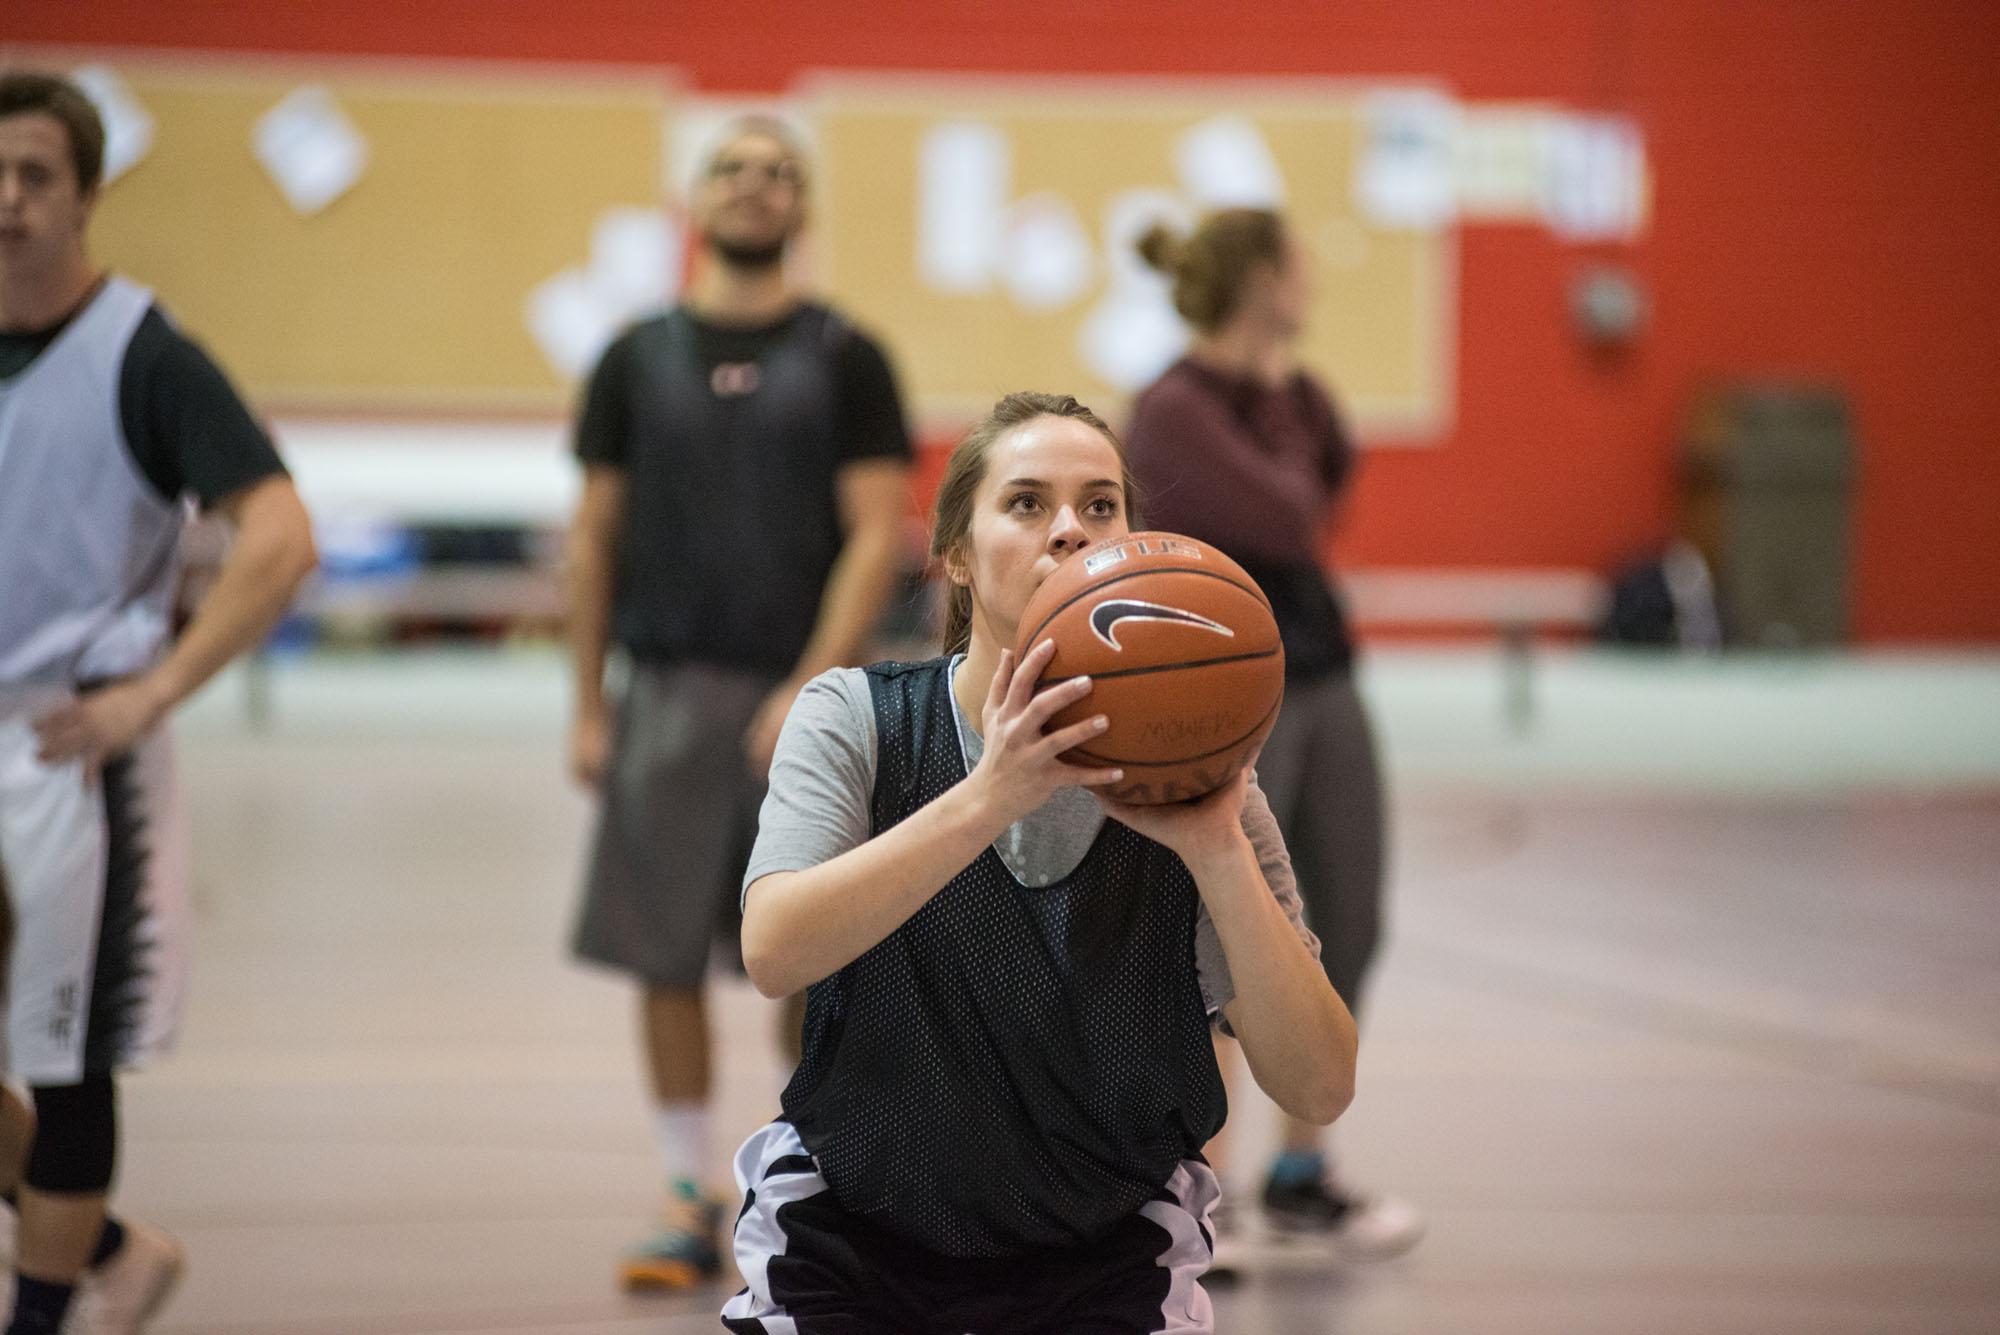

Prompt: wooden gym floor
xmin=105 ymin=649 xmax=2000 ymax=1333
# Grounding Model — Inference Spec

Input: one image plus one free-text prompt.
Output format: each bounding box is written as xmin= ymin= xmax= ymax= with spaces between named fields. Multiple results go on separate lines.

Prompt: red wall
xmin=17 ymin=0 xmax=2000 ymax=642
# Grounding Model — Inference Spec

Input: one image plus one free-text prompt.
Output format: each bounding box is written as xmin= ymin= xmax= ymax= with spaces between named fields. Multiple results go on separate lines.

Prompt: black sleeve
xmin=119 ymin=309 xmax=288 ymax=510
xmin=833 ymin=328 xmax=914 ymax=465
xmin=574 ymin=331 xmax=637 ymax=467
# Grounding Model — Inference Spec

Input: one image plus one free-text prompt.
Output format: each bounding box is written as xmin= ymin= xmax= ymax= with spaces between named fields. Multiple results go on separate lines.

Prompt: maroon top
xmin=1126 ymin=357 xmax=1353 ymax=566
xmin=1126 ymin=357 xmax=1357 ymax=676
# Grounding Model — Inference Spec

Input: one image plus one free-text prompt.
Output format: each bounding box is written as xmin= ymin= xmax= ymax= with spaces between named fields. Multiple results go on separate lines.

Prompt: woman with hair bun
xmin=1128 ymin=210 xmax=1424 ymax=1263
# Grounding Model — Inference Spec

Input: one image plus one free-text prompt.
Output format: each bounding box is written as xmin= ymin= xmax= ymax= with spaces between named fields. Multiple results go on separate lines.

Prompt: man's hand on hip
xmin=33 ymin=678 xmax=170 ymax=767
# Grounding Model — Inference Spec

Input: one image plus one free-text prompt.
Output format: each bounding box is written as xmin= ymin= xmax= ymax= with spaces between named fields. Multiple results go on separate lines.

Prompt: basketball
xmin=1014 ymin=531 xmax=1285 ymax=804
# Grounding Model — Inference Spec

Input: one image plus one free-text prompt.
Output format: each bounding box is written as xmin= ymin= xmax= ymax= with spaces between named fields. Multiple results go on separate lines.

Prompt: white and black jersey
xmin=0 ymin=276 xmax=283 ymax=1083
xmin=0 ymin=276 xmax=286 ymax=689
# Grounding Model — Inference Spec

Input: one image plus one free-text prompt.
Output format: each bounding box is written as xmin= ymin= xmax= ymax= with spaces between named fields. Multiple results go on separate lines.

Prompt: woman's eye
xmin=1088 ymin=498 xmax=1119 ymax=518
xmin=1008 ymin=494 xmax=1040 ymax=514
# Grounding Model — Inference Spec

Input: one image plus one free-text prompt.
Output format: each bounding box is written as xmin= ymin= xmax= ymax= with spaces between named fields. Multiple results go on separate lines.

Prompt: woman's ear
xmin=943 ymin=546 xmax=971 ymax=588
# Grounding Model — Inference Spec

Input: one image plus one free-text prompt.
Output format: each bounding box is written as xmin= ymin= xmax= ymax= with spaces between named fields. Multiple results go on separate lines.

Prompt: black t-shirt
xmin=0 ymin=301 xmax=288 ymax=509
xmin=572 ymin=303 xmax=912 ymax=671
xmin=575 ymin=305 xmax=910 ymax=470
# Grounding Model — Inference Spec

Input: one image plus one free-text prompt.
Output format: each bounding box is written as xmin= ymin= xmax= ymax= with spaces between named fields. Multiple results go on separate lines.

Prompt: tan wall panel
xmin=89 ymin=65 xmax=670 ymax=411
xmin=810 ymin=82 xmax=1451 ymax=435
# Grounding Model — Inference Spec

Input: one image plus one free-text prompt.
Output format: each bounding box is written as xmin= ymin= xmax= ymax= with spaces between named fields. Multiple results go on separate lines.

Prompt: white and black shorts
xmin=0 ymin=691 xmax=191 ymax=1085
xmin=723 ymin=1121 xmax=1219 ymax=1335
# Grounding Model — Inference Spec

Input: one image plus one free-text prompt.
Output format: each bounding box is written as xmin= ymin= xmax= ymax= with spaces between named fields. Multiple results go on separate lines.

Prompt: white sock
xmin=651 ymin=1101 xmax=712 ymax=1189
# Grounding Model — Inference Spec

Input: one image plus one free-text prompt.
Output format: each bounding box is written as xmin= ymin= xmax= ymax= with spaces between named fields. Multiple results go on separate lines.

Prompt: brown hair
xmin=930 ymin=391 xmax=1136 ymax=655
xmin=1135 ymin=208 xmax=1287 ymax=333
xmin=0 ymin=70 xmax=106 ymax=193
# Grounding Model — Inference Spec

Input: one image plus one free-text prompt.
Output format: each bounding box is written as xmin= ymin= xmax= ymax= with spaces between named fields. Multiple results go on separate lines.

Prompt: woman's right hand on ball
xmin=964 ymin=639 xmax=1123 ymax=828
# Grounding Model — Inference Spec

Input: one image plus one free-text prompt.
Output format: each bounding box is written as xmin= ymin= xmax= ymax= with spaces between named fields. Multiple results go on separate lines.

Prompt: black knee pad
xmin=24 ymin=1074 xmax=118 ymax=1194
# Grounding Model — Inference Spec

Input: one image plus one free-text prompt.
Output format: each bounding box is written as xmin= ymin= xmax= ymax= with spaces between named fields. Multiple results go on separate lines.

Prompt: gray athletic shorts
xmin=571 ymin=660 xmax=780 ymax=987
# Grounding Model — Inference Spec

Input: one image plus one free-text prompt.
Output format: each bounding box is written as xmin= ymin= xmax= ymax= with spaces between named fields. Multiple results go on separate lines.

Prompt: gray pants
xmin=1251 ymin=674 xmax=1386 ymax=1016
xmin=572 ymin=661 xmax=779 ymax=987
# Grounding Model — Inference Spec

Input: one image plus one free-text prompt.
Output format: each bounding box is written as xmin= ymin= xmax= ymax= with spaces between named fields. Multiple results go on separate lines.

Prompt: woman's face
xmin=1260 ymin=236 xmax=1313 ymax=340
xmin=949 ymin=415 xmax=1130 ymax=650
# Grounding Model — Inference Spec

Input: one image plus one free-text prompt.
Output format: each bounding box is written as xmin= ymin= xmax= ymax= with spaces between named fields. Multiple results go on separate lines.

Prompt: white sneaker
xmin=69 ymin=1218 xmax=184 ymax=1335
xmin=1329 ymin=1193 xmax=1426 ymax=1261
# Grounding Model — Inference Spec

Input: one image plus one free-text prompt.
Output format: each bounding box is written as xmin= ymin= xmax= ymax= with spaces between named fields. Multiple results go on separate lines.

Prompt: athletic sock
xmin=651 ymin=1102 xmax=712 ymax=1192
xmin=6 ymin=1275 xmax=76 ymax=1335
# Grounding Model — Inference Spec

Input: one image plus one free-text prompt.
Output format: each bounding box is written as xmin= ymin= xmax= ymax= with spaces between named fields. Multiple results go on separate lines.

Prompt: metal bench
xmin=1340 ymin=568 xmax=1609 ymax=731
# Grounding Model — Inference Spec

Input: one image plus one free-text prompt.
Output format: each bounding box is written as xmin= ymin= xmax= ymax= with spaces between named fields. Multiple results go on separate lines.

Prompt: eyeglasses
xmin=705 ymin=156 xmax=805 ymax=189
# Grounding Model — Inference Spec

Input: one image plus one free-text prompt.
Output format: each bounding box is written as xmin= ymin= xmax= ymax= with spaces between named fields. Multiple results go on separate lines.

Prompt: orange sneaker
xmin=619 ymin=1181 xmax=724 ymax=1291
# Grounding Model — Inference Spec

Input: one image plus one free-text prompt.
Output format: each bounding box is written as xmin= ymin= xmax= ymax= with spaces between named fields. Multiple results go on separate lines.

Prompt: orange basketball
xmin=1014 ymin=531 xmax=1285 ymax=805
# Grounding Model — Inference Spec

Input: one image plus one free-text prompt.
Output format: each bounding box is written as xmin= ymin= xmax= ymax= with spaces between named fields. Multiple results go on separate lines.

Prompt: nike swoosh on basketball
xmin=1088 ymin=599 xmax=1236 ymax=651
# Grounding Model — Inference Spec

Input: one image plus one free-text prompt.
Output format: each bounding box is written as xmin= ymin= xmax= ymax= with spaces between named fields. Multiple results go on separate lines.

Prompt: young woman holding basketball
xmin=724 ymin=391 xmax=1355 ymax=1334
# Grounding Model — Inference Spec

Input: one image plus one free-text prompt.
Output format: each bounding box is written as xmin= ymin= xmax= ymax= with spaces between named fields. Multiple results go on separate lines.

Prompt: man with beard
xmin=563 ymin=116 xmax=913 ymax=1290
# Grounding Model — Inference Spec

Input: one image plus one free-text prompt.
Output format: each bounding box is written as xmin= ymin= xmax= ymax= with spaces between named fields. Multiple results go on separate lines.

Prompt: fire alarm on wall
xmin=1570 ymin=263 xmax=1648 ymax=346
